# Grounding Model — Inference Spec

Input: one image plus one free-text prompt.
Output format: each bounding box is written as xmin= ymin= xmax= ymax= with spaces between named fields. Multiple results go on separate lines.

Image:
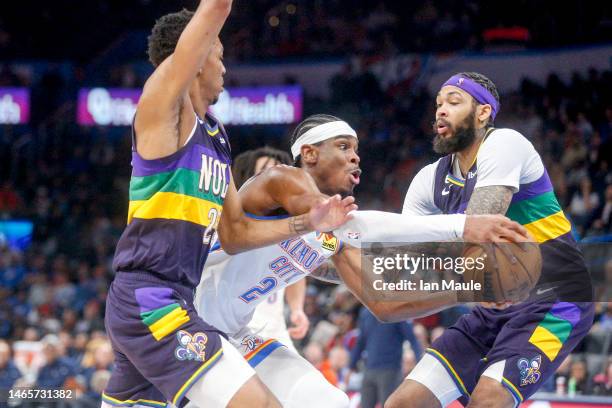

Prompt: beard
xmin=432 ymin=109 xmax=477 ymax=155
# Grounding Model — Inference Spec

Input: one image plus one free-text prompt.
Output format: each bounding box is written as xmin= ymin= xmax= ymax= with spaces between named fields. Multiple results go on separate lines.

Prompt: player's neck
xmin=455 ymin=128 xmax=486 ymax=177
xmin=189 ymin=86 xmax=210 ymax=120
xmin=191 ymin=98 xmax=210 ymax=120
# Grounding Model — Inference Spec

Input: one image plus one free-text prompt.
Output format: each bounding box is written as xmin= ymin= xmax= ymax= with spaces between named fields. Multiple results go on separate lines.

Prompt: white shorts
xmin=184 ymin=336 xmax=256 ymax=407
xmin=230 ymin=327 xmax=349 ymax=408
xmin=406 ymin=353 xmax=463 ymax=407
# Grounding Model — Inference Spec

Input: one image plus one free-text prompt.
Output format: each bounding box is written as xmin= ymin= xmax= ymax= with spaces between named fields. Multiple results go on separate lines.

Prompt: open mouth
xmin=436 ymin=120 xmax=451 ymax=137
xmin=349 ymin=169 xmax=361 ymax=185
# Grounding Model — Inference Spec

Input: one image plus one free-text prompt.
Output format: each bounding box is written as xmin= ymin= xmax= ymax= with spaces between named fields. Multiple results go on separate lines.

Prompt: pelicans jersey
xmin=104 ymin=112 xmax=232 ymax=408
xmin=403 ymin=127 xmax=591 ymax=300
xmin=113 ymin=112 xmax=231 ymax=288
xmin=403 ymin=128 xmax=594 ymax=405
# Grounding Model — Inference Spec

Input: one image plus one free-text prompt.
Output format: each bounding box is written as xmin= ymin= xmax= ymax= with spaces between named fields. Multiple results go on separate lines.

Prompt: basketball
xmin=461 ymin=240 xmax=542 ymax=302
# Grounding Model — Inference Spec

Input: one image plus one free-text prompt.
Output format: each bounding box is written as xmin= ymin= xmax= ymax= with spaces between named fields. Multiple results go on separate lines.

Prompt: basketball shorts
xmin=408 ymin=301 xmax=594 ymax=406
xmin=102 ymin=272 xmax=232 ymax=408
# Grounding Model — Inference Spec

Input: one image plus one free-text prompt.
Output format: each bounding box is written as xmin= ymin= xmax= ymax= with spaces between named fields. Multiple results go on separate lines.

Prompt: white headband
xmin=291 ymin=121 xmax=358 ymax=159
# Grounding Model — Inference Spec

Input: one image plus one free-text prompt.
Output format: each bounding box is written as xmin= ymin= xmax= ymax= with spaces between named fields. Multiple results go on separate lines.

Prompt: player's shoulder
xmin=413 ymin=159 xmax=444 ymax=183
xmin=261 ymin=164 xmax=311 ymax=183
xmin=480 ymin=127 xmax=537 ymax=157
xmin=486 ymin=127 xmax=533 ymax=147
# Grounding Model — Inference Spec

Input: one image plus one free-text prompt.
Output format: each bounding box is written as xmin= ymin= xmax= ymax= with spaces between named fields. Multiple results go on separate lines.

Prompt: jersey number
xmin=202 ymin=208 xmax=219 ymax=245
xmin=239 ymin=277 xmax=278 ymax=303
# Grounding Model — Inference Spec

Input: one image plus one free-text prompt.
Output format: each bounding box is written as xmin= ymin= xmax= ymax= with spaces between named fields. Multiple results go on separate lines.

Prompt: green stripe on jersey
xmin=129 ymin=168 xmax=224 ymax=205
xmin=506 ymin=191 xmax=561 ymax=225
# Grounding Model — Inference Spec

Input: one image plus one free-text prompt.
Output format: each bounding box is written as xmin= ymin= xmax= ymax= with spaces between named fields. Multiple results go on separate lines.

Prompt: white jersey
xmin=196 ymin=231 xmax=340 ymax=336
xmin=248 ymin=287 xmax=295 ymax=350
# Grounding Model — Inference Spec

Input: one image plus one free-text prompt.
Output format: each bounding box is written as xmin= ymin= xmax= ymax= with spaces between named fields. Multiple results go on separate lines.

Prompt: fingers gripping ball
xmin=459 ymin=240 xmax=541 ymax=302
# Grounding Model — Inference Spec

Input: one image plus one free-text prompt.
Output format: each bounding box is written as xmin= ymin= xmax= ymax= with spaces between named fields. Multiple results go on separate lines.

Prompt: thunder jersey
xmin=195 ymin=228 xmax=341 ymax=335
xmin=112 ymin=112 xmax=232 ymax=288
xmin=403 ymin=128 xmax=592 ymax=301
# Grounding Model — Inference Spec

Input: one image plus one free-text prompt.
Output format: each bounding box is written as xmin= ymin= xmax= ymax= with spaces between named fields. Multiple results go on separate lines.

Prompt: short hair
xmin=290 ymin=114 xmax=342 ymax=167
xmin=456 ymin=72 xmax=500 ymax=126
xmin=147 ymin=9 xmax=194 ymax=67
xmin=232 ymin=146 xmax=292 ymax=189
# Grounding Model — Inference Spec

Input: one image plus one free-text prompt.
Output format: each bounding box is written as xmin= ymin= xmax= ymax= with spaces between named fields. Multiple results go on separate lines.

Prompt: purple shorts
xmin=428 ymin=301 xmax=594 ymax=405
xmin=102 ymin=272 xmax=225 ymax=408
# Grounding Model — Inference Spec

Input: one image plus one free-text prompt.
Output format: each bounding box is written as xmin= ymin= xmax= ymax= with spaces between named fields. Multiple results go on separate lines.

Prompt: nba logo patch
xmin=318 ymin=233 xmax=339 ymax=255
xmin=518 ymin=355 xmax=542 ymax=386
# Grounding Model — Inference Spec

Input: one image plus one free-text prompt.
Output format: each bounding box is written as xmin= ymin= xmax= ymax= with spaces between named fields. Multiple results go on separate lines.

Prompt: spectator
xmin=0 ymin=340 xmax=22 ymax=389
xmin=569 ymin=177 xmax=600 ymax=233
xmin=567 ymin=359 xmax=591 ymax=395
xmin=304 ymin=341 xmax=338 ymax=386
xmin=592 ymin=358 xmax=612 ymax=396
xmin=588 ymin=183 xmax=612 ymax=234
xmin=348 ymin=307 xmax=422 ymax=408
xmin=35 ymin=334 xmax=78 ymax=389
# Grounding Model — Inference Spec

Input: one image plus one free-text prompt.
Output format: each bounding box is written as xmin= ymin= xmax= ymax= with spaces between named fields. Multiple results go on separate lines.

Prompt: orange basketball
xmin=461 ymin=240 xmax=541 ymax=302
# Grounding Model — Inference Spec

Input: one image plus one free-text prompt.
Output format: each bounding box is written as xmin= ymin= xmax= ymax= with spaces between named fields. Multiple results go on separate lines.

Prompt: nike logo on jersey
xmin=441 ymin=185 xmax=451 ymax=195
xmin=536 ymin=287 xmax=556 ymax=295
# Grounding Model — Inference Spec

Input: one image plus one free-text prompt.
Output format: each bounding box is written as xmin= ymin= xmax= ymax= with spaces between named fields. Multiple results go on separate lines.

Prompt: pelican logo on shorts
xmin=518 ymin=355 xmax=542 ymax=386
xmin=317 ymin=233 xmax=339 ymax=255
xmin=240 ymin=334 xmax=264 ymax=352
xmin=175 ymin=330 xmax=208 ymax=362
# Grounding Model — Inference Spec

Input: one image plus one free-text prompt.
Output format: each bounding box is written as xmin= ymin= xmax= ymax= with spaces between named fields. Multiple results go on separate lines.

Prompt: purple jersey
xmin=432 ymin=129 xmax=591 ymax=301
xmin=112 ymin=113 xmax=231 ymax=288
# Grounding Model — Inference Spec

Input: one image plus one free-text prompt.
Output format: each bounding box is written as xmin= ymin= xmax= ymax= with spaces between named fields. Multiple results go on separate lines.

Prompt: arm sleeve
xmin=333 ymin=210 xmax=465 ymax=248
xmin=474 ymin=129 xmax=543 ymax=192
xmin=402 ymin=162 xmax=440 ymax=216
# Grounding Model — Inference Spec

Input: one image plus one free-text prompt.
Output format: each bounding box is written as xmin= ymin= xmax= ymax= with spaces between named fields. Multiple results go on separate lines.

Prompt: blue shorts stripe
xmin=247 ymin=341 xmax=284 ymax=367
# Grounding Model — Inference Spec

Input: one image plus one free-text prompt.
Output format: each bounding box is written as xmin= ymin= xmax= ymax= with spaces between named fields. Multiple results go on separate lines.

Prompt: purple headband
xmin=442 ymin=75 xmax=499 ymax=120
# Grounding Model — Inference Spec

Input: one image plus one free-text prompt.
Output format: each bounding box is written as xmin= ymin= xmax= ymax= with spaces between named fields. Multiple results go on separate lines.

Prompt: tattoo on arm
xmin=466 ymin=186 xmax=513 ymax=215
xmin=289 ymin=215 xmax=308 ymax=234
xmin=310 ymin=261 xmax=342 ymax=284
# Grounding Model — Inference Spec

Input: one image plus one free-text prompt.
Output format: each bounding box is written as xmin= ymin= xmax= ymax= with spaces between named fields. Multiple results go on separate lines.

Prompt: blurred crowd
xmin=1 ymin=61 xmax=611 ymax=402
xmin=1 ymin=1 xmax=611 ymax=62
xmin=1 ymin=0 xmax=612 ymax=402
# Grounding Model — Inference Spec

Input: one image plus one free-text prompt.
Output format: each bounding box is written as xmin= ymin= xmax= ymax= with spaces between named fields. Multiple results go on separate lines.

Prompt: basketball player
xmin=234 ymin=147 xmax=310 ymax=351
xmin=385 ymin=72 xmax=595 ymax=408
xmin=101 ymin=3 xmax=357 ymax=407
xmin=195 ymin=114 xmax=529 ymax=407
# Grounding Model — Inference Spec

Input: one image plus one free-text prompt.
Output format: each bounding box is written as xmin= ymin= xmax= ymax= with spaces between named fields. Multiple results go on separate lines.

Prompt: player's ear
xmin=301 ymin=145 xmax=318 ymax=166
xmin=477 ymin=104 xmax=492 ymax=128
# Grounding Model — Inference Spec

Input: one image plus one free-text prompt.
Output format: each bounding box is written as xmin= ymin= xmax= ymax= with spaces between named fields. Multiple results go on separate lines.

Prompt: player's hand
xmin=288 ymin=309 xmax=310 ymax=339
xmin=464 ymin=214 xmax=528 ymax=244
xmin=308 ymin=195 xmax=357 ymax=232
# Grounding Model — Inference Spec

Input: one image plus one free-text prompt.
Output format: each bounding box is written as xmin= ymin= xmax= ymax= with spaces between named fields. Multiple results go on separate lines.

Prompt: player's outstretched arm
xmin=135 ymin=0 xmax=232 ymax=158
xmin=217 ymin=173 xmax=356 ymax=254
xmin=329 ymin=246 xmax=458 ymax=323
xmin=333 ymin=210 xmax=528 ymax=247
